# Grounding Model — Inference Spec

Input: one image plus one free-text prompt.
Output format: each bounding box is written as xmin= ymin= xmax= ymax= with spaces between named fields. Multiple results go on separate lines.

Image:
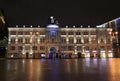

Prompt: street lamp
xmin=109 ymin=29 xmax=119 ymax=58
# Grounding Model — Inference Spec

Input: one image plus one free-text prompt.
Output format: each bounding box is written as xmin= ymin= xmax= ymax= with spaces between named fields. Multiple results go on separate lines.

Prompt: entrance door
xmin=49 ymin=47 xmax=57 ymax=59
xmin=26 ymin=53 xmax=29 ymax=59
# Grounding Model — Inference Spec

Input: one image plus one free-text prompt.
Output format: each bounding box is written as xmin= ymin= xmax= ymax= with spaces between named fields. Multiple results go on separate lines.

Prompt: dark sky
xmin=0 ymin=0 xmax=120 ymax=26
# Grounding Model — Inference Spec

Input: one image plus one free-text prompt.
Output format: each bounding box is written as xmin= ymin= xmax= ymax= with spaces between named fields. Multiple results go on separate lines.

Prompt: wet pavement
xmin=0 ymin=58 xmax=120 ymax=81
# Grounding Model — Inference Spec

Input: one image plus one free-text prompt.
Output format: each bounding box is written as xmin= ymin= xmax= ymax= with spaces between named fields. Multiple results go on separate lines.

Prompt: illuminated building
xmin=7 ymin=16 xmax=115 ymax=58
xmin=101 ymin=17 xmax=120 ymax=57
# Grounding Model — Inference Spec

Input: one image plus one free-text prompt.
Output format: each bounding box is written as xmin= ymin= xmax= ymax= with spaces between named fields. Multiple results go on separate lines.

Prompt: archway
xmin=49 ymin=47 xmax=57 ymax=59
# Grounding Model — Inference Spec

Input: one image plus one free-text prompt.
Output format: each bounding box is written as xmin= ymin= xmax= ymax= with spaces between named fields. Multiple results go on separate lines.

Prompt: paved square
xmin=0 ymin=58 xmax=120 ymax=81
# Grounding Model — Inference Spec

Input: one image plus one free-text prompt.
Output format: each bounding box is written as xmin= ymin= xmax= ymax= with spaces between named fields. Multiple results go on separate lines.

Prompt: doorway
xmin=26 ymin=53 xmax=29 ymax=59
xmin=49 ymin=47 xmax=57 ymax=59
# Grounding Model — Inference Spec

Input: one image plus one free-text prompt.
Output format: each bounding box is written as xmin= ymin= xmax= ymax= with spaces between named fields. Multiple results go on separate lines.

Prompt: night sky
xmin=0 ymin=0 xmax=120 ymax=27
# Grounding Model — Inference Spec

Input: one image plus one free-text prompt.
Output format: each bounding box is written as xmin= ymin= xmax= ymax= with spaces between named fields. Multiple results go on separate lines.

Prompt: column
xmin=88 ymin=30 xmax=92 ymax=57
xmin=8 ymin=30 xmax=11 ymax=44
xmin=15 ymin=29 xmax=18 ymax=44
xmin=74 ymin=30 xmax=77 ymax=55
xmin=66 ymin=31 xmax=69 ymax=52
xmin=22 ymin=30 xmax=25 ymax=56
xmin=66 ymin=31 xmax=69 ymax=44
xmin=104 ymin=28 xmax=108 ymax=57
xmin=81 ymin=29 xmax=84 ymax=43
xmin=81 ymin=29 xmax=84 ymax=54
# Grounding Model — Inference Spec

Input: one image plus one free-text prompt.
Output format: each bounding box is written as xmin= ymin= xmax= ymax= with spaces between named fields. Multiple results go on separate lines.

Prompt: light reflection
xmin=74 ymin=59 xmax=78 ymax=73
xmin=28 ymin=59 xmax=43 ymax=81
xmin=3 ymin=59 xmax=120 ymax=81
xmin=108 ymin=59 xmax=120 ymax=81
xmin=66 ymin=59 xmax=70 ymax=73
xmin=30 ymin=59 xmax=33 ymax=63
xmin=29 ymin=59 xmax=34 ymax=81
xmin=22 ymin=59 xmax=25 ymax=64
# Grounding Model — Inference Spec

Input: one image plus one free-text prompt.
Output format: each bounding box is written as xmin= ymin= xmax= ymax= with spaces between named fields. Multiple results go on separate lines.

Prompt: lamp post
xmin=109 ymin=29 xmax=119 ymax=58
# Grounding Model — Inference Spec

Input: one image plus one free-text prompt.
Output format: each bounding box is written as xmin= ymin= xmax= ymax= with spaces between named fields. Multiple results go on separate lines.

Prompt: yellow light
xmin=30 ymin=32 xmax=32 ymax=35
xmin=109 ymin=32 xmax=112 ymax=35
xmin=30 ymin=52 xmax=33 ymax=55
xmin=36 ymin=32 xmax=39 ymax=35
xmin=108 ymin=53 xmax=113 ymax=57
xmin=11 ymin=55 xmax=14 ymax=58
xmin=115 ymin=32 xmax=118 ymax=35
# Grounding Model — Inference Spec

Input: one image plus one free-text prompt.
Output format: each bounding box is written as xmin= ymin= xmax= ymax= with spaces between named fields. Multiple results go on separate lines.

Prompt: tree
xmin=0 ymin=36 xmax=7 ymax=57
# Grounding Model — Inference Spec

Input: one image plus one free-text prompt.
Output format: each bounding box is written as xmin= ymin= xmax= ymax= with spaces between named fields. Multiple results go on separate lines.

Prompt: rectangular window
xmin=61 ymin=46 xmax=67 ymax=51
xmin=110 ymin=21 xmax=116 ymax=28
xmin=107 ymin=38 xmax=111 ymax=43
xmin=32 ymin=46 xmax=37 ymax=50
xmin=76 ymin=31 xmax=81 ymax=35
xmin=61 ymin=38 xmax=66 ymax=43
xmin=100 ymin=46 xmax=105 ymax=50
xmin=69 ymin=38 xmax=74 ymax=43
xmin=84 ymin=38 xmax=89 ymax=43
xmin=85 ymin=46 xmax=89 ymax=50
xmin=40 ymin=46 xmax=45 ymax=50
xmin=18 ymin=37 xmax=23 ymax=43
xmin=18 ymin=46 xmax=23 ymax=50
xmin=40 ymin=38 xmax=45 ymax=43
xmin=18 ymin=31 xmax=23 ymax=35
xmin=91 ymin=31 xmax=96 ymax=35
xmin=25 ymin=31 xmax=30 ymax=35
xmin=39 ymin=32 xmax=45 ymax=35
xmin=107 ymin=46 xmax=111 ymax=50
xmin=77 ymin=46 xmax=82 ymax=51
xmin=25 ymin=45 xmax=30 ymax=50
xmin=10 ymin=46 xmax=15 ymax=50
xmin=10 ymin=31 xmax=16 ymax=35
xmin=83 ymin=31 xmax=88 ymax=35
xmin=51 ymin=31 xmax=56 ymax=36
xmin=68 ymin=32 xmax=73 ymax=35
xmin=25 ymin=37 xmax=30 ymax=44
xmin=11 ymin=37 xmax=15 ymax=44
xmin=91 ymin=37 xmax=96 ymax=43
xmin=68 ymin=46 xmax=74 ymax=50
xmin=77 ymin=38 xmax=81 ymax=44
xmin=61 ymin=31 xmax=66 ymax=35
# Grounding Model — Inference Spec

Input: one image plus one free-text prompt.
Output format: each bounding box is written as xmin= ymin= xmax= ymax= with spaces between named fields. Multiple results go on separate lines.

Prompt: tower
xmin=46 ymin=16 xmax=61 ymax=58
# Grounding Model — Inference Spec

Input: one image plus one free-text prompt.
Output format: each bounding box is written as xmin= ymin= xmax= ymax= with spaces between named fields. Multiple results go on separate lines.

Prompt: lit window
xmin=51 ymin=31 xmax=56 ymax=36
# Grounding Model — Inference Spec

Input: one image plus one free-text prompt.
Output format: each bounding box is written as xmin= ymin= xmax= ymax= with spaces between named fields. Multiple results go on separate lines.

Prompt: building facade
xmin=7 ymin=17 xmax=115 ymax=59
xmin=101 ymin=17 xmax=120 ymax=57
